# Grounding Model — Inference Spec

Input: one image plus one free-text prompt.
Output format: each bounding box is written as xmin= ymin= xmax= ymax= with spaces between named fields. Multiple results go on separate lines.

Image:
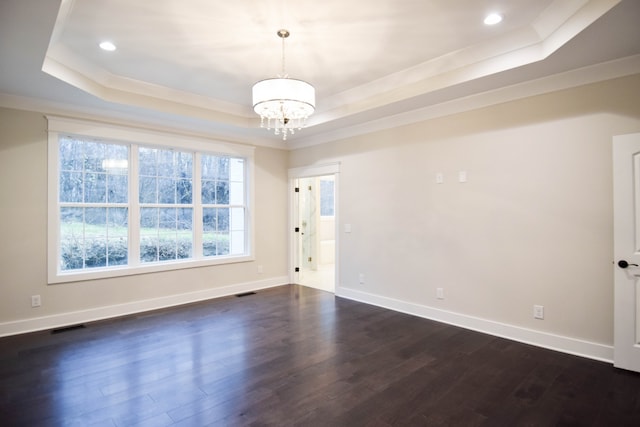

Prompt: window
xmin=48 ymin=117 xmax=254 ymax=284
xmin=138 ymin=148 xmax=194 ymax=263
xmin=59 ymin=137 xmax=129 ymax=270
xmin=320 ymin=177 xmax=335 ymax=217
xmin=201 ymin=155 xmax=246 ymax=257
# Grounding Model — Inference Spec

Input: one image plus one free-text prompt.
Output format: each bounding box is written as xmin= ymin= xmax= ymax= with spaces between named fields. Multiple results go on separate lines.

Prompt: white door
xmin=613 ymin=132 xmax=640 ymax=372
xmin=298 ymin=177 xmax=318 ymax=275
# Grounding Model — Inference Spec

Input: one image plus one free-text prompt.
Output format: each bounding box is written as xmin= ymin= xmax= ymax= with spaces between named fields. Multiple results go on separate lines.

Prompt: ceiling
xmin=0 ymin=0 xmax=639 ymax=149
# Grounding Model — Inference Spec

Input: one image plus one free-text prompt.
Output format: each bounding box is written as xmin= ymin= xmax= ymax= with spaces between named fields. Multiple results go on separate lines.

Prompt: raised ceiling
xmin=1 ymin=0 xmax=639 ymax=148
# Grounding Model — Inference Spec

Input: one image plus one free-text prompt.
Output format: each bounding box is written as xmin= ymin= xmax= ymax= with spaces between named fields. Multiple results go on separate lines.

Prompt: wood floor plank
xmin=1 ymin=284 xmax=640 ymax=426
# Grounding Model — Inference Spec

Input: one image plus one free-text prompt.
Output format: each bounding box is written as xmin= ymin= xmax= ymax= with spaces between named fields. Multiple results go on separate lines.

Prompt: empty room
xmin=1 ymin=0 xmax=640 ymax=425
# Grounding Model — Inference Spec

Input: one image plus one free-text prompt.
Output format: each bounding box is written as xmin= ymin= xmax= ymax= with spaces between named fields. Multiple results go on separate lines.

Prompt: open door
xmin=613 ymin=132 xmax=640 ymax=372
xmin=289 ymin=163 xmax=339 ymax=293
xmin=295 ymin=175 xmax=335 ymax=293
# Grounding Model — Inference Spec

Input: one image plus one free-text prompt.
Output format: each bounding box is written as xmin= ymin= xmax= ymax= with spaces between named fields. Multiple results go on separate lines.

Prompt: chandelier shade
xmin=252 ymin=78 xmax=315 ymax=123
xmin=252 ymin=29 xmax=315 ymax=140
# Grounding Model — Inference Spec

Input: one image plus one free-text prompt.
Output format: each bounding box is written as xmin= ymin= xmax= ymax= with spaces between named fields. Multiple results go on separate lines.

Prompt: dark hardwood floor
xmin=1 ymin=285 xmax=639 ymax=426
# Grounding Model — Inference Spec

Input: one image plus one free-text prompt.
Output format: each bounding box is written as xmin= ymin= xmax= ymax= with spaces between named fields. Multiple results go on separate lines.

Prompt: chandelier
xmin=252 ymin=29 xmax=315 ymax=141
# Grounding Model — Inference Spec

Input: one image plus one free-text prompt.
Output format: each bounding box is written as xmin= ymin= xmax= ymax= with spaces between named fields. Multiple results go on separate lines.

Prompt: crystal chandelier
xmin=252 ymin=29 xmax=315 ymax=141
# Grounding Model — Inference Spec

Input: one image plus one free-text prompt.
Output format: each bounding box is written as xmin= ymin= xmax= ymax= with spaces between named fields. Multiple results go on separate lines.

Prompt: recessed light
xmin=99 ymin=41 xmax=117 ymax=51
xmin=484 ymin=13 xmax=503 ymax=26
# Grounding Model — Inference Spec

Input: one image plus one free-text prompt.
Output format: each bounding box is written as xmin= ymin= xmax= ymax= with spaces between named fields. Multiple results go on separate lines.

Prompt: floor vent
xmin=235 ymin=291 xmax=256 ymax=298
xmin=51 ymin=324 xmax=86 ymax=334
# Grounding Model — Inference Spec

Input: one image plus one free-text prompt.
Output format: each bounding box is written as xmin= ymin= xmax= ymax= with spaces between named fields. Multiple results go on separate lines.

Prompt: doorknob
xmin=618 ymin=260 xmax=639 ymax=269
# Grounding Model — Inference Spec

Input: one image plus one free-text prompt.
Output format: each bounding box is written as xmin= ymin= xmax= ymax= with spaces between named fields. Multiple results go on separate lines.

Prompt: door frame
xmin=288 ymin=163 xmax=340 ymax=291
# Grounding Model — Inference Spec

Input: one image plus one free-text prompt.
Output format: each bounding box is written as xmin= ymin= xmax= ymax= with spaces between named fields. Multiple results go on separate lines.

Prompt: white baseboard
xmin=336 ymin=286 xmax=613 ymax=364
xmin=0 ymin=276 xmax=288 ymax=337
xmin=2 ymin=281 xmax=614 ymax=364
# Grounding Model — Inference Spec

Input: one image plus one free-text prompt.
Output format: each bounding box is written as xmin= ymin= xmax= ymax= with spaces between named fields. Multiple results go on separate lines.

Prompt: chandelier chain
xmin=281 ymin=32 xmax=285 ymax=77
xmin=278 ymin=29 xmax=289 ymax=77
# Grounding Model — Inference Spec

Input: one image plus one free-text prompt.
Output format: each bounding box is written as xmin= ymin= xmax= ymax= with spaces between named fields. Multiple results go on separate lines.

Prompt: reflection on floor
xmin=299 ymin=263 xmax=335 ymax=293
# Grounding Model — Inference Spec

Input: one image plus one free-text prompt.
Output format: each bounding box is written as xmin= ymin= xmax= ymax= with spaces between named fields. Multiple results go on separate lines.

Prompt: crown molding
xmin=288 ymin=54 xmax=640 ymax=150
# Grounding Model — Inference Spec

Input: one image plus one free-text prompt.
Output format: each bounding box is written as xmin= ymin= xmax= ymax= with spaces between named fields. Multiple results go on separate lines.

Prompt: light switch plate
xmin=533 ymin=305 xmax=544 ymax=319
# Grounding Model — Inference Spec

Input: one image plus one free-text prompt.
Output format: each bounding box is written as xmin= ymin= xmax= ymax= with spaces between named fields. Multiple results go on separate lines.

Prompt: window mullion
xmin=193 ymin=152 xmax=203 ymax=258
xmin=129 ymin=144 xmax=140 ymax=266
xmin=243 ymin=162 xmax=250 ymax=256
xmin=48 ymin=131 xmax=61 ymax=281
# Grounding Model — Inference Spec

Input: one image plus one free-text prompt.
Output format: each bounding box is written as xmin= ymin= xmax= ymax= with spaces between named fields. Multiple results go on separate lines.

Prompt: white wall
xmin=289 ymin=74 xmax=640 ymax=360
xmin=0 ymin=107 xmax=290 ymax=335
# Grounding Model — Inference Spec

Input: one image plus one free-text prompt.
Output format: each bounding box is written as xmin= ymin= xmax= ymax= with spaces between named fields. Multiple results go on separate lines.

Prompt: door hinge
xmin=308 ymin=185 xmax=312 ymax=191
xmin=295 ymin=267 xmax=300 ymax=272
xmin=308 ymin=257 xmax=312 ymax=262
xmin=295 ymin=227 xmax=300 ymax=232
xmin=294 ymin=187 xmax=299 ymax=192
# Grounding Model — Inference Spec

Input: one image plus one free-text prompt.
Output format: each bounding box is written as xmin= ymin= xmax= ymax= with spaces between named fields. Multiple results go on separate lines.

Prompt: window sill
xmin=48 ymin=255 xmax=255 ymax=284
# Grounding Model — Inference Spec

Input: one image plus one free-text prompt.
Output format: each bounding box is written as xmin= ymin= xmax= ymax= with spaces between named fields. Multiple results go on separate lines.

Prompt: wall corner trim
xmin=0 ymin=276 xmax=288 ymax=338
xmin=336 ymin=287 xmax=613 ymax=364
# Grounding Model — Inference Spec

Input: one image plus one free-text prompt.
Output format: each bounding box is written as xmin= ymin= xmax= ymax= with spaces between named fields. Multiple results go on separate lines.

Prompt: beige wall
xmin=289 ymin=74 xmax=640 ymax=347
xmin=0 ymin=107 xmax=289 ymax=329
xmin=2 ymin=73 xmax=640 ymax=353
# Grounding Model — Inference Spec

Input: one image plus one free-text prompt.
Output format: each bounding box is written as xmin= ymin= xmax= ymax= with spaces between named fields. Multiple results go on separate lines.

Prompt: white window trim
xmin=47 ymin=116 xmax=255 ymax=284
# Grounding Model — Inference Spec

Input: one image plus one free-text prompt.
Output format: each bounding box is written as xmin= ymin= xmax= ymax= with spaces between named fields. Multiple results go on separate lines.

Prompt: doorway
xmin=289 ymin=163 xmax=339 ymax=293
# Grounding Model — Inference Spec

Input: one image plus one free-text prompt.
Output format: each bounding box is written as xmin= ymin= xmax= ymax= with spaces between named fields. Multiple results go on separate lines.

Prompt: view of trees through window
xmin=59 ymin=137 xmax=129 ymax=270
xmin=56 ymin=135 xmax=247 ymax=273
xmin=201 ymin=154 xmax=245 ymax=257
xmin=139 ymin=147 xmax=194 ymax=263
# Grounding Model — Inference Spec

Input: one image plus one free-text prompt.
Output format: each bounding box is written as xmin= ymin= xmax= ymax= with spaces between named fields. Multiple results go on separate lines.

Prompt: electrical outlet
xmin=533 ymin=305 xmax=544 ymax=319
xmin=358 ymin=273 xmax=365 ymax=284
xmin=31 ymin=295 xmax=41 ymax=308
xmin=257 ymin=265 xmax=264 ymax=274
xmin=436 ymin=288 xmax=444 ymax=300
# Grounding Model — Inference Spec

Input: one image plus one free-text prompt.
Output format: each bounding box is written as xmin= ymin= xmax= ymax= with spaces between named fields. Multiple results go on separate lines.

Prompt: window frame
xmin=47 ymin=116 xmax=255 ymax=284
